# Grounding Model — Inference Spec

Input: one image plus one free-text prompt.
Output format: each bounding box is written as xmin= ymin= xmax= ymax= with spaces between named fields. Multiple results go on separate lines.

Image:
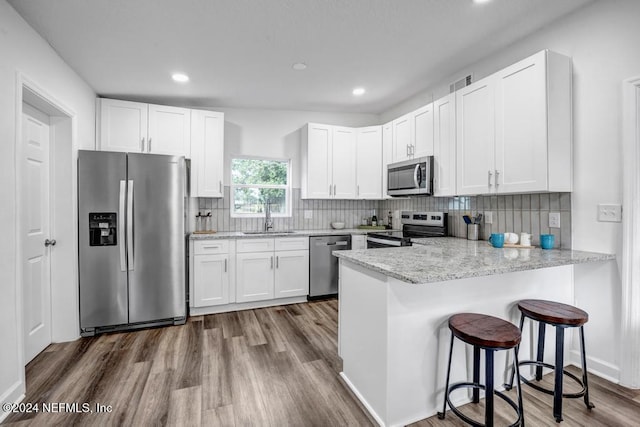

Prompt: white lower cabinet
xmin=191 ymin=240 xmax=232 ymax=308
xmin=236 ymin=237 xmax=309 ymax=303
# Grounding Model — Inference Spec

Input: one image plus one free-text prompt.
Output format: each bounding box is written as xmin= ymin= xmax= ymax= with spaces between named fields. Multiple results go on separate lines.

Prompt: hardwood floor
xmin=3 ymin=299 xmax=640 ymax=426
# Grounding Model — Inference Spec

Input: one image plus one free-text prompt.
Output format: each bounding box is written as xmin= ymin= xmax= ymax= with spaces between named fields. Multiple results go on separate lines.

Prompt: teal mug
xmin=489 ymin=233 xmax=505 ymax=248
xmin=540 ymin=234 xmax=555 ymax=249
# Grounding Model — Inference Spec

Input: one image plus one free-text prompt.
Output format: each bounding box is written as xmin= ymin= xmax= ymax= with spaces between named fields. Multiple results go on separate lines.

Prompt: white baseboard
xmin=189 ymin=296 xmax=308 ymax=316
xmin=570 ymin=350 xmax=620 ymax=384
xmin=339 ymin=372 xmax=386 ymax=427
xmin=0 ymin=381 xmax=25 ymax=423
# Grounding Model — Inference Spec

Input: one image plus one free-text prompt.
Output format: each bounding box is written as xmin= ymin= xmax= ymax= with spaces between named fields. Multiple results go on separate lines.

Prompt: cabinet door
xmin=495 ymin=51 xmax=548 ymax=193
xmin=304 ymin=124 xmax=332 ymax=198
xmin=392 ymin=114 xmax=412 ymax=162
xmin=98 ymin=98 xmax=148 ymax=153
xmin=456 ymin=78 xmax=496 ymax=195
xmin=382 ymin=122 xmax=393 ymax=199
xmin=332 ymin=127 xmax=357 ymax=199
xmin=148 ymin=104 xmax=192 ymax=157
xmin=193 ymin=254 xmax=229 ymax=307
xmin=191 ymin=109 xmax=224 ymax=197
xmin=236 ymin=252 xmax=275 ymax=302
xmin=274 ymin=250 xmax=309 ymax=298
xmin=433 ymin=94 xmax=456 ymax=196
xmin=412 ymin=103 xmax=434 ymax=158
xmin=356 ymin=126 xmax=382 ymax=199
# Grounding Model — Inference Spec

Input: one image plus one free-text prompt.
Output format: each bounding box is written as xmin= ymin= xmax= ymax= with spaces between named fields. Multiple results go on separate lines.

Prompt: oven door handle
xmin=414 ymin=164 xmax=422 ymax=188
xmin=366 ymin=237 xmax=403 ymax=247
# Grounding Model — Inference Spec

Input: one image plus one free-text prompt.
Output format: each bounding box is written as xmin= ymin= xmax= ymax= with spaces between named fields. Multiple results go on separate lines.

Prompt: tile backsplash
xmin=194 ymin=189 xmax=571 ymax=249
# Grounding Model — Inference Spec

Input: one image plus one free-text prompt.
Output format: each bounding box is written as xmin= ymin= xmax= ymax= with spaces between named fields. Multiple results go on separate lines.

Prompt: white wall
xmin=214 ymin=107 xmax=379 ymax=188
xmin=382 ymin=0 xmax=639 ymax=383
xmin=0 ymin=0 xmax=95 ymax=410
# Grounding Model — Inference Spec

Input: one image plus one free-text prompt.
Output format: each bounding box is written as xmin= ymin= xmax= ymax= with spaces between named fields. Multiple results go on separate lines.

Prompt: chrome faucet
xmin=264 ymin=200 xmax=273 ymax=231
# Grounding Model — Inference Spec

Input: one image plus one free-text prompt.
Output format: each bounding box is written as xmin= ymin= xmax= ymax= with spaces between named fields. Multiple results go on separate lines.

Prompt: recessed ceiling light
xmin=473 ymin=0 xmax=492 ymax=4
xmin=352 ymin=87 xmax=366 ymax=96
xmin=171 ymin=73 xmax=189 ymax=83
xmin=292 ymin=62 xmax=307 ymax=71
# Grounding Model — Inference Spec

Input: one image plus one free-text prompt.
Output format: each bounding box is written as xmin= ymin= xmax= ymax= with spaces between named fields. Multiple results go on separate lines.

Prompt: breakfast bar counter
xmin=334 ymin=238 xmax=613 ymax=427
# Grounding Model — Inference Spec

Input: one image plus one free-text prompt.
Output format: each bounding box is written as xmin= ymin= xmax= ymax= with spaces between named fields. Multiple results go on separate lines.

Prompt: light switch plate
xmin=549 ymin=212 xmax=561 ymax=228
xmin=304 ymin=209 xmax=313 ymax=220
xmin=484 ymin=212 xmax=493 ymax=224
xmin=597 ymin=204 xmax=622 ymax=222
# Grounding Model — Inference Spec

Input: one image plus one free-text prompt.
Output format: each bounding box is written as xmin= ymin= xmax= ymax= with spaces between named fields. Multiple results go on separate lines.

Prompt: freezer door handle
xmin=127 ymin=180 xmax=134 ymax=271
xmin=119 ymin=180 xmax=127 ymax=271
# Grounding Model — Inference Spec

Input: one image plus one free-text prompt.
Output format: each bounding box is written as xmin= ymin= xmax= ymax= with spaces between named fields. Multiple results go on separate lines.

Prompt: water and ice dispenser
xmin=88 ymin=212 xmax=117 ymax=246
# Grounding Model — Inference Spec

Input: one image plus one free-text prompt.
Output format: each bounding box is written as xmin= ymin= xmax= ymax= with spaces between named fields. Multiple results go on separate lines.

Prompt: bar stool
xmin=505 ymin=299 xmax=594 ymax=423
xmin=438 ymin=313 xmax=525 ymax=426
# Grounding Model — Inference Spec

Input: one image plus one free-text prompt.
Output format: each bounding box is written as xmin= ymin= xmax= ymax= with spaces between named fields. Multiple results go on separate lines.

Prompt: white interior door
xmin=21 ymin=103 xmax=52 ymax=363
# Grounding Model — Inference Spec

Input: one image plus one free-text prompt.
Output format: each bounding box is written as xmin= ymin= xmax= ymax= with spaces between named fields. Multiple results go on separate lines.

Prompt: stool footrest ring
xmin=518 ymin=360 xmax=589 ymax=399
xmin=438 ymin=381 xmax=523 ymax=427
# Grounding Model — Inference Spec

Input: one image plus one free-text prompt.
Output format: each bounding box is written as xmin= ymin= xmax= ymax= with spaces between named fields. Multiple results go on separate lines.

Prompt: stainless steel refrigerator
xmin=78 ymin=150 xmax=186 ymax=336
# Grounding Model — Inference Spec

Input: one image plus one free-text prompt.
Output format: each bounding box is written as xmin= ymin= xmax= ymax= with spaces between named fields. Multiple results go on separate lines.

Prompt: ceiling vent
xmin=449 ymin=74 xmax=473 ymax=93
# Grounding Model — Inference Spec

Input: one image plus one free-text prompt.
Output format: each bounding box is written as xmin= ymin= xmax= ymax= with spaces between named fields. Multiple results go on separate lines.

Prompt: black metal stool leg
xmin=484 ymin=349 xmax=495 ymax=427
xmin=438 ymin=332 xmax=455 ymax=419
xmin=513 ymin=347 xmax=525 ymax=427
xmin=536 ymin=321 xmax=546 ymax=381
xmin=579 ymin=326 xmax=595 ymax=410
xmin=473 ymin=345 xmax=480 ymax=403
xmin=506 ymin=313 xmax=525 ymax=390
xmin=553 ymin=326 xmax=565 ymax=422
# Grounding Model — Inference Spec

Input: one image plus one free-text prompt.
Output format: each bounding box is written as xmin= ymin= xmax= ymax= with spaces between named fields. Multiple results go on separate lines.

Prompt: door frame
xmin=14 ymin=72 xmax=78 ymax=374
xmin=621 ymin=75 xmax=640 ymax=389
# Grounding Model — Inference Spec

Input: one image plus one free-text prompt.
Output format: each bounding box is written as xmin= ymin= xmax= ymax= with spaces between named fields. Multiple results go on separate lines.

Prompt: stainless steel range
xmin=366 ymin=211 xmax=448 ymax=248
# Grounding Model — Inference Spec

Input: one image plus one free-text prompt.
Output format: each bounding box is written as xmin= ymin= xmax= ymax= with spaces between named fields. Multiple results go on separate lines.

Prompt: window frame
xmin=229 ymin=155 xmax=292 ymax=218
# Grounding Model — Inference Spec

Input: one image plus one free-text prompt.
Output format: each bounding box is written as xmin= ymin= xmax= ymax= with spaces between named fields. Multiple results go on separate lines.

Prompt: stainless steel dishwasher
xmin=309 ymin=235 xmax=352 ymax=299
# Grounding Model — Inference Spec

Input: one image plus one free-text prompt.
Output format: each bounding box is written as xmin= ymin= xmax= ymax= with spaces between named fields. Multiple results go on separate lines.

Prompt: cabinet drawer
xmin=194 ymin=240 xmax=229 ymax=255
xmin=236 ymin=238 xmax=275 ymax=253
xmin=275 ymin=237 xmax=309 ymax=251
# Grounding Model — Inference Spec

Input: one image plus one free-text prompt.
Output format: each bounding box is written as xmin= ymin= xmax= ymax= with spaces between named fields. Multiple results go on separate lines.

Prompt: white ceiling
xmin=9 ymin=0 xmax=594 ymax=114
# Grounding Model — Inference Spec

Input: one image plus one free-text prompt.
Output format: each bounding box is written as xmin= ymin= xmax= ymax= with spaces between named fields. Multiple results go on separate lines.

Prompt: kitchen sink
xmin=242 ymin=230 xmax=297 ymax=235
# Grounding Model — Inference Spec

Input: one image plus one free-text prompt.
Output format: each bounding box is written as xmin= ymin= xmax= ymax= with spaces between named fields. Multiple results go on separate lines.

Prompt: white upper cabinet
xmin=412 ymin=103 xmax=434 ymax=158
xmin=97 ymin=98 xmax=191 ymax=157
xmin=392 ymin=113 xmax=412 ymax=162
xmin=147 ymin=104 xmax=191 ymax=156
xmin=433 ymin=94 xmax=456 ymax=197
xmin=456 ymin=78 xmax=496 ymax=195
xmin=356 ymin=126 xmax=383 ymax=199
xmin=332 ymin=126 xmax=357 ymax=199
xmin=97 ymin=98 xmax=148 ymax=153
xmin=456 ymin=49 xmax=571 ymax=195
xmin=191 ymin=110 xmax=224 ymax=198
xmin=301 ymin=124 xmax=357 ymax=199
xmin=382 ymin=122 xmax=393 ymax=199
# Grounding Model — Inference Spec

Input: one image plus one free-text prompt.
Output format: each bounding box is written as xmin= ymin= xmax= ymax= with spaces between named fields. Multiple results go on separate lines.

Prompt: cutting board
xmin=356 ymin=225 xmax=387 ymax=230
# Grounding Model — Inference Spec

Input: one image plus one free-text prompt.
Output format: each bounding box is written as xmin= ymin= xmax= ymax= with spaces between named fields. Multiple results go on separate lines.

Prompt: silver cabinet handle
xmin=219 ymin=181 xmax=222 ymax=194
xmin=203 ymin=245 xmax=221 ymax=250
xmin=224 ymin=258 xmax=227 ymax=272
xmin=119 ymin=180 xmax=126 ymax=271
xmin=495 ymin=170 xmax=500 ymax=188
xmin=488 ymin=170 xmax=493 ymax=187
xmin=127 ymin=180 xmax=134 ymax=271
xmin=44 ymin=239 xmax=56 ymax=247
xmin=148 ymin=137 xmax=152 ymax=152
xmin=357 ymin=185 xmax=360 ymax=197
xmin=276 ymin=256 xmax=279 ymax=268
xmin=334 ymin=184 xmax=336 ymax=196
xmin=270 ymin=256 xmax=274 ymax=269
xmin=406 ymin=144 xmax=410 ymax=157
xmin=140 ymin=137 xmax=145 ymax=152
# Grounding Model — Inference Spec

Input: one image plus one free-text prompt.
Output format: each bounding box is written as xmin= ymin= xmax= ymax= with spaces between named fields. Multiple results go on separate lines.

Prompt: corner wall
xmin=0 ymin=0 xmax=95 ymax=411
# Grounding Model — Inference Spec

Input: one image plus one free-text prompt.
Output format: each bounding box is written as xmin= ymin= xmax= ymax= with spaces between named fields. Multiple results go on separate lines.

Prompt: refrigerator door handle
xmin=127 ymin=180 xmax=134 ymax=271
xmin=119 ymin=180 xmax=127 ymax=271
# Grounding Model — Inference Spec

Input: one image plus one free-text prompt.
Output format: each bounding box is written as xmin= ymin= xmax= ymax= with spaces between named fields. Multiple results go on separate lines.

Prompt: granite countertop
xmin=334 ymin=237 xmax=615 ymax=284
xmin=189 ymin=228 xmax=394 ymax=240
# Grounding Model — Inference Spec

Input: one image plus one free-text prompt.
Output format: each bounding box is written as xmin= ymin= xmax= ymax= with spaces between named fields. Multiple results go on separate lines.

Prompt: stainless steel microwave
xmin=387 ymin=156 xmax=434 ymax=196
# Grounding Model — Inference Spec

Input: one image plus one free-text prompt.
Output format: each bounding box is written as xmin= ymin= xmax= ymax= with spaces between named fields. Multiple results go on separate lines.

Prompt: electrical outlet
xmin=484 ymin=212 xmax=493 ymax=224
xmin=597 ymin=204 xmax=622 ymax=222
xmin=304 ymin=209 xmax=313 ymax=220
xmin=549 ymin=212 xmax=561 ymax=228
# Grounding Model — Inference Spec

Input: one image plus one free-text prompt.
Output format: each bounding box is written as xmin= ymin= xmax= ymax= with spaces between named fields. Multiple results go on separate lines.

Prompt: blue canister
xmin=540 ymin=234 xmax=555 ymax=249
xmin=489 ymin=233 xmax=505 ymax=248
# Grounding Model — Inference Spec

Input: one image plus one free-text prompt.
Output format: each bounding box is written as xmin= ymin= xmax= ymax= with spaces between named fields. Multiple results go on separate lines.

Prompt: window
xmin=231 ymin=157 xmax=290 ymax=217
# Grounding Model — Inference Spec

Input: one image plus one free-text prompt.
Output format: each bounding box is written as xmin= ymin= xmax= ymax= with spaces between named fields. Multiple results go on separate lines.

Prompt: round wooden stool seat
xmin=518 ymin=299 xmax=588 ymax=326
xmin=449 ymin=313 xmax=521 ymax=349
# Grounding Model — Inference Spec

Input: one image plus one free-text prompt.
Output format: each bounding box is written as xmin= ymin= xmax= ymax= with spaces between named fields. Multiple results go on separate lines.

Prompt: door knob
xmin=44 ymin=239 xmax=56 ymax=247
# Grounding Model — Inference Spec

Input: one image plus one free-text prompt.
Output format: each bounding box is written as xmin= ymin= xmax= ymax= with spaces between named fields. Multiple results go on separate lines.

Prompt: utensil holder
xmin=467 ymin=224 xmax=479 ymax=240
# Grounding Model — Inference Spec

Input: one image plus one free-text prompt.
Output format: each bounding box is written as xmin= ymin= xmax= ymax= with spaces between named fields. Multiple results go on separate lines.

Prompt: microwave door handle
xmin=413 ymin=164 xmax=422 ymax=188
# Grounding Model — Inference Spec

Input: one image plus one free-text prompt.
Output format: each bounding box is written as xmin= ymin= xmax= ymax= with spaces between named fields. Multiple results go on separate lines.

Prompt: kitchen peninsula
xmin=334 ymin=238 xmax=614 ymax=427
